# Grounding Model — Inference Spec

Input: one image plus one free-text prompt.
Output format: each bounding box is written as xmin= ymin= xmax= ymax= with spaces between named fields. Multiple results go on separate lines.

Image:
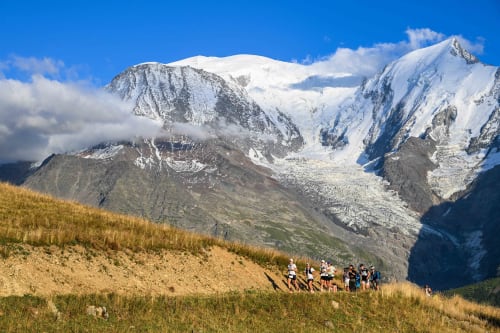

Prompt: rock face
xmin=23 ymin=139 xmax=358 ymax=262
xmin=5 ymin=38 xmax=500 ymax=289
xmin=105 ymin=64 xmax=304 ymax=159
xmin=409 ymin=165 xmax=500 ymax=289
xmin=382 ymin=137 xmax=438 ymax=214
xmin=0 ymin=161 xmax=35 ymax=185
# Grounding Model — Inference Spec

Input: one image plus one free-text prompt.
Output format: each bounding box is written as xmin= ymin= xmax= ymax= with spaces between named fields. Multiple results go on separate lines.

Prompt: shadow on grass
xmin=264 ymin=272 xmax=281 ymax=291
xmin=476 ymin=312 xmax=500 ymax=329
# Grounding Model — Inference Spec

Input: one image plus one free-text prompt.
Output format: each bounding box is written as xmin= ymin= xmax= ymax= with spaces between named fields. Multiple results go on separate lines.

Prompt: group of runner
xmin=287 ymin=259 xmax=381 ymax=293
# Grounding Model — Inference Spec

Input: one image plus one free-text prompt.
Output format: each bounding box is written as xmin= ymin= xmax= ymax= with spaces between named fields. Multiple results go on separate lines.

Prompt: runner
xmin=348 ymin=264 xmax=357 ymax=292
xmin=327 ymin=262 xmax=337 ymax=292
xmin=319 ymin=260 xmax=328 ymax=292
xmin=359 ymin=264 xmax=370 ymax=291
xmin=304 ymin=263 xmax=315 ymax=293
xmin=343 ymin=267 xmax=350 ymax=292
xmin=370 ymin=266 xmax=380 ymax=291
xmin=424 ymin=284 xmax=433 ymax=296
xmin=287 ymin=259 xmax=299 ymax=292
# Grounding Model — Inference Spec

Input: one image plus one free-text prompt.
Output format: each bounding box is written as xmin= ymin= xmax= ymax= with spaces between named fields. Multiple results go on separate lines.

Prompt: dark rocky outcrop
xmin=409 ymin=165 xmax=500 ymax=289
xmin=0 ymin=161 xmax=37 ymax=185
xmin=382 ymin=137 xmax=438 ymax=214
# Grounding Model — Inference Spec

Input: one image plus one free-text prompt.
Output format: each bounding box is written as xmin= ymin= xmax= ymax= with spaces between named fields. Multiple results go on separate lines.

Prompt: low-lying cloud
xmin=0 ymin=74 xmax=163 ymax=163
xmin=169 ymin=118 xmax=276 ymax=143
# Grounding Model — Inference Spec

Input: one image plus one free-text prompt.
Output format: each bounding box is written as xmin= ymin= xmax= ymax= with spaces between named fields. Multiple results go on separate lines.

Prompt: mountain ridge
xmin=2 ymin=38 xmax=499 ymax=289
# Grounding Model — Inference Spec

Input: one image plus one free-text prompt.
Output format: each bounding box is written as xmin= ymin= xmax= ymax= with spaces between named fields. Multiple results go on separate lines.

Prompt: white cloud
xmin=170 ymin=122 xmax=213 ymax=141
xmin=1 ymin=55 xmax=64 ymax=76
xmin=0 ymin=55 xmax=95 ymax=83
xmin=169 ymin=118 xmax=275 ymax=143
xmin=405 ymin=28 xmax=445 ymax=49
xmin=310 ymin=28 xmax=483 ymax=77
xmin=0 ymin=75 xmax=163 ymax=163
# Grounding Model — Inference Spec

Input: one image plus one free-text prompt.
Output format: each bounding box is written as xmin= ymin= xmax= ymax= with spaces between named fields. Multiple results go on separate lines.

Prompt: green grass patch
xmin=0 ymin=287 xmax=499 ymax=333
xmin=444 ymin=277 xmax=500 ymax=307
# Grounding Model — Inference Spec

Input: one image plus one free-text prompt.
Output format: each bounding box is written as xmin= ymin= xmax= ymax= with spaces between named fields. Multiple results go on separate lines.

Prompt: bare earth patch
xmin=0 ymin=245 xmax=287 ymax=296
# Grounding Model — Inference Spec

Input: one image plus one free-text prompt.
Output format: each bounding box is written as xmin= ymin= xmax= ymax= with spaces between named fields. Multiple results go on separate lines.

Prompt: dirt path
xmin=0 ymin=245 xmax=288 ymax=297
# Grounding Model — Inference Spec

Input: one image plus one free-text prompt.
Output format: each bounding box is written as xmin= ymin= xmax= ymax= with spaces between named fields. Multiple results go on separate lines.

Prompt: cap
xmin=321 ymin=260 xmax=325 ymax=263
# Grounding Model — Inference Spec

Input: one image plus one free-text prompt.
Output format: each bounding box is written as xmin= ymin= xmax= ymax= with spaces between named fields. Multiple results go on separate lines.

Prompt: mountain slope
xmin=355 ymin=38 xmax=498 ymax=204
xmin=409 ymin=164 xmax=500 ymax=289
xmin=105 ymin=63 xmax=304 ymax=159
xmin=22 ymin=139 xmax=366 ymax=266
xmin=5 ymin=38 xmax=499 ymax=289
xmin=175 ymin=38 xmax=500 ymax=203
xmin=169 ymin=54 xmax=359 ymax=151
xmin=444 ymin=277 xmax=500 ymax=307
xmin=0 ymin=181 xmax=289 ymax=296
xmin=1 ymin=182 xmax=499 ymax=333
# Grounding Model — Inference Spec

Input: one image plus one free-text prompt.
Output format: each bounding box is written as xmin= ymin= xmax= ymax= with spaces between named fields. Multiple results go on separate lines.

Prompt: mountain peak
xmin=448 ymin=37 xmax=480 ymax=64
xmin=400 ymin=37 xmax=480 ymax=67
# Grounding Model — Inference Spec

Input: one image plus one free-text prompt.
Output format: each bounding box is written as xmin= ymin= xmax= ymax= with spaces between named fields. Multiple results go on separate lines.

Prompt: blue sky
xmin=0 ymin=0 xmax=499 ymax=163
xmin=0 ymin=0 xmax=498 ymax=85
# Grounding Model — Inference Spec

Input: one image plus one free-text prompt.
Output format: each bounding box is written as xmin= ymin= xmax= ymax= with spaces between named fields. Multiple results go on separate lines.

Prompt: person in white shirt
xmin=319 ymin=259 xmax=328 ymax=292
xmin=327 ymin=262 xmax=337 ymax=292
xmin=287 ymin=259 xmax=299 ymax=292
xmin=304 ymin=263 xmax=315 ymax=293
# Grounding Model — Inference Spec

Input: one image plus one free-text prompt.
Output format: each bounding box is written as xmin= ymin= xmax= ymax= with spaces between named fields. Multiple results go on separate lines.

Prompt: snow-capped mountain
xmin=6 ymin=37 xmax=499 ymax=289
xmin=105 ymin=63 xmax=303 ymax=159
xmin=328 ymin=39 xmax=499 ymax=197
xmin=172 ymin=38 xmax=499 ymax=199
xmin=175 ymin=41 xmax=498 ymax=217
xmin=168 ymin=38 xmax=500 ymax=287
xmin=169 ymin=54 xmax=359 ymax=154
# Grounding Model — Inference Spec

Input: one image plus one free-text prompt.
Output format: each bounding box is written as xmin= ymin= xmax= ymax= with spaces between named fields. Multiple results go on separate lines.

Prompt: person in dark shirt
xmin=359 ymin=264 xmax=370 ymax=291
xmin=348 ymin=264 xmax=357 ymax=292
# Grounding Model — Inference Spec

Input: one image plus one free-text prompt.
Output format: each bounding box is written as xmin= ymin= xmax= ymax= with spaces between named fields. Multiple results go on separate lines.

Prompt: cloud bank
xmin=310 ymin=28 xmax=485 ymax=77
xmin=0 ymin=73 xmax=163 ymax=163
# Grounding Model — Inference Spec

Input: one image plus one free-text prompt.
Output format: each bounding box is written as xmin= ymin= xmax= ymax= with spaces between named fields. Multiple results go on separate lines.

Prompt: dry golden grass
xmin=0 ymin=182 xmax=499 ymax=332
xmin=1 ymin=283 xmax=499 ymax=332
xmin=381 ymin=282 xmax=500 ymax=332
xmin=0 ymin=182 xmax=209 ymax=251
xmin=0 ymin=182 xmax=294 ymax=267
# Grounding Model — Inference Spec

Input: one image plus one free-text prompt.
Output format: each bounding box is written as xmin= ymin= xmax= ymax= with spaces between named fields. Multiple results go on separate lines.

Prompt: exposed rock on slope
xmin=382 ymin=137 xmax=438 ymax=213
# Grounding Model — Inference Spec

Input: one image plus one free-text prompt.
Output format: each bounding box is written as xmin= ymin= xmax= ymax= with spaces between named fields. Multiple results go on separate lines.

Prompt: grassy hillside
xmin=0 ymin=182 xmax=499 ymax=332
xmin=0 ymin=283 xmax=499 ymax=332
xmin=444 ymin=277 xmax=500 ymax=307
xmin=0 ymin=182 xmax=290 ymax=267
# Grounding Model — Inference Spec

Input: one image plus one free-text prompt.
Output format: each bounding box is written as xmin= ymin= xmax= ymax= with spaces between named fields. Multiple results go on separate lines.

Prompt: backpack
xmin=355 ymin=273 xmax=360 ymax=288
xmin=372 ymin=270 xmax=381 ymax=280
